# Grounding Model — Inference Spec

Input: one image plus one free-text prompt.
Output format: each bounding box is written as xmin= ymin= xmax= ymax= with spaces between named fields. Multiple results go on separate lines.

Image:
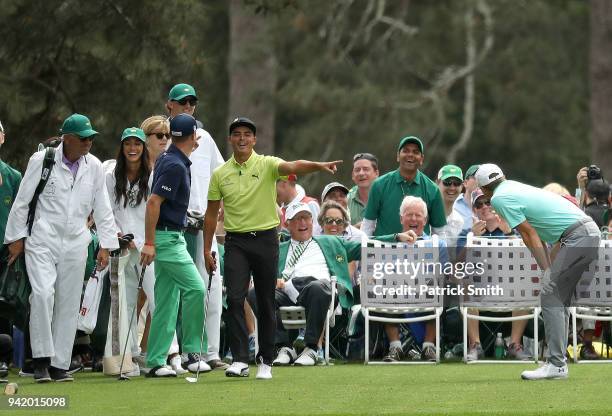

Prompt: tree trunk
xmin=227 ymin=0 xmax=277 ymax=157
xmin=590 ymin=0 xmax=612 ymax=177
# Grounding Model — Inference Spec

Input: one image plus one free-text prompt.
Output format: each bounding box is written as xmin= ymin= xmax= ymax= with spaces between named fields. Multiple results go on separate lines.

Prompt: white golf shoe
xmin=273 ymin=347 xmax=297 ymax=366
xmin=225 ymin=361 xmax=249 ymax=378
xmin=521 ymin=362 xmax=568 ymax=380
xmin=256 ymin=359 xmax=273 ymax=380
xmin=294 ymin=347 xmax=318 ymax=366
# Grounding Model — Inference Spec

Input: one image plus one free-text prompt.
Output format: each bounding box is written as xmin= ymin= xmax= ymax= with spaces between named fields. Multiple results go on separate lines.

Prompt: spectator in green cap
xmin=435 ymin=164 xmax=465 ymax=241
xmin=453 ymin=164 xmax=480 ymax=231
xmin=4 ymin=113 xmax=118 ymax=383
xmin=362 ymin=135 xmax=446 ymax=237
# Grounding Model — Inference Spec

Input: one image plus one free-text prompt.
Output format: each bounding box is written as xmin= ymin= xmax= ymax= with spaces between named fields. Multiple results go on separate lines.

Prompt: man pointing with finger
xmin=203 ymin=117 xmax=341 ymax=380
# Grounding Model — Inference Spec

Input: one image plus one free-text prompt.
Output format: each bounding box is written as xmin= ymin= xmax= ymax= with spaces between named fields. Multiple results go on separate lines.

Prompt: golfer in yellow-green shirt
xmin=203 ymin=117 xmax=340 ymax=380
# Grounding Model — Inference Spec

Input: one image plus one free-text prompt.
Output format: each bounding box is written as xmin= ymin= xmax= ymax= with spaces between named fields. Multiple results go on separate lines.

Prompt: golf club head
xmin=185 ymin=376 xmax=198 ymax=383
xmin=118 ymin=374 xmax=130 ymax=381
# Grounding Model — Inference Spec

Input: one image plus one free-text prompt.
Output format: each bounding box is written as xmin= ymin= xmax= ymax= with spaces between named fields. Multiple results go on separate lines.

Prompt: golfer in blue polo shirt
xmin=140 ymin=114 xmax=209 ymax=377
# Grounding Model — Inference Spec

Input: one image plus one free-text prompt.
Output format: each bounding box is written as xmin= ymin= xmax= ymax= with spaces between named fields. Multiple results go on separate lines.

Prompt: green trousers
xmin=146 ymin=231 xmax=205 ymax=368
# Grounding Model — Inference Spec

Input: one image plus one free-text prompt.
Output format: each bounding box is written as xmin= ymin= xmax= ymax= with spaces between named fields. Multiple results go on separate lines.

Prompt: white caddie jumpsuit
xmin=188 ymin=128 xmax=225 ymax=362
xmin=4 ymin=143 xmax=118 ymax=370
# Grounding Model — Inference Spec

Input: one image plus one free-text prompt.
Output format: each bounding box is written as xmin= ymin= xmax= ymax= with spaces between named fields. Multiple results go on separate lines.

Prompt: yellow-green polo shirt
xmin=208 ymin=151 xmax=283 ymax=232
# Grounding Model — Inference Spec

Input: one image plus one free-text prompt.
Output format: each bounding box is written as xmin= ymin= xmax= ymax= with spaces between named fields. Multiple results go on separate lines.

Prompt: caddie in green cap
xmin=4 ymin=112 xmax=118 ymax=383
xmin=167 ymin=83 xmax=198 ymax=116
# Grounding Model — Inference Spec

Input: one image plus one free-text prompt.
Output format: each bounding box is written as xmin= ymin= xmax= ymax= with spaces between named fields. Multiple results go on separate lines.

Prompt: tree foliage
xmin=0 ymin=0 xmax=593 ymax=195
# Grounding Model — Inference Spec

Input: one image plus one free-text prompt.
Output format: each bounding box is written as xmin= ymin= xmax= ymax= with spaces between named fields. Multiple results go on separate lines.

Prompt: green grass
xmin=5 ymin=363 xmax=612 ymax=416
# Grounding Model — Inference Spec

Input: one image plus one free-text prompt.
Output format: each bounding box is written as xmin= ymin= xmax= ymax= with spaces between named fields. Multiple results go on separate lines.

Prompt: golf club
xmin=186 ymin=251 xmax=216 ymax=384
xmin=118 ymin=264 xmax=147 ymax=381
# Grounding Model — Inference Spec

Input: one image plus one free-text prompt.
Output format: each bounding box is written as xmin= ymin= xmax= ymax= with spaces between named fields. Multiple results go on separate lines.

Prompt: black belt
xmin=226 ymin=228 xmax=277 ymax=238
xmin=156 ymin=224 xmax=184 ymax=232
xmin=559 ymin=217 xmax=593 ymax=241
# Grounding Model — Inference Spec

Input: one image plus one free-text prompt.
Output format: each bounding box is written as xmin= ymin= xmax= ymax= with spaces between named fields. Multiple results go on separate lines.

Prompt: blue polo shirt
xmin=151 ymin=144 xmax=192 ymax=228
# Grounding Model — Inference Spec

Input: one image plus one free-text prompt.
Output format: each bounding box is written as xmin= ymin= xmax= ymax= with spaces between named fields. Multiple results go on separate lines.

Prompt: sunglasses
xmin=323 ymin=217 xmax=347 ymax=226
xmin=474 ymin=199 xmax=491 ymax=209
xmin=175 ymin=98 xmax=197 ymax=106
xmin=442 ymin=178 xmax=462 ymax=187
xmin=80 ymin=136 xmax=95 ymax=141
xmin=353 ymin=152 xmax=378 ymax=163
xmin=149 ymin=132 xmax=170 ymax=140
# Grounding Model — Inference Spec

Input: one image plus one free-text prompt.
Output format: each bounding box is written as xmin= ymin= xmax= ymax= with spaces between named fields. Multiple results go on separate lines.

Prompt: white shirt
xmin=282 ymin=238 xmax=330 ymax=282
xmin=4 ymin=143 xmax=118 ymax=250
xmin=105 ymin=170 xmax=146 ymax=250
xmin=188 ymin=128 xmax=224 ymax=213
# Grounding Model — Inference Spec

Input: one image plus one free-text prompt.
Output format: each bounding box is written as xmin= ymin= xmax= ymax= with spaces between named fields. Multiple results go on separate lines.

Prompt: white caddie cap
xmin=285 ymin=202 xmax=312 ymax=220
xmin=475 ymin=163 xmax=505 ymax=187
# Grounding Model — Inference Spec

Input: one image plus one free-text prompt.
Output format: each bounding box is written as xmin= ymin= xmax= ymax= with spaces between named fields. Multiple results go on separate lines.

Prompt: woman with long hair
xmin=105 ymin=127 xmax=167 ymax=376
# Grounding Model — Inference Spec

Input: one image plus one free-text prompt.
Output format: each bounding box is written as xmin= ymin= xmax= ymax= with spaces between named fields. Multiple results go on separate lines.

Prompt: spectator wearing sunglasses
xmin=318 ymin=183 xmax=365 ymax=241
xmin=141 ymin=115 xmax=170 ymax=165
xmin=348 ymin=153 xmax=379 ymax=227
xmin=453 ymin=164 xmax=480 ymax=231
xmin=435 ymin=165 xmax=465 ymax=242
xmin=362 ymin=136 xmax=446 ymax=238
xmin=165 ymin=83 xmax=227 ymax=371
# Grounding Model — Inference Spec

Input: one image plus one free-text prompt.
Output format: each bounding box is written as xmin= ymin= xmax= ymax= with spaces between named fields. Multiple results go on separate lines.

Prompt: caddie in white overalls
xmin=4 ymin=114 xmax=118 ymax=383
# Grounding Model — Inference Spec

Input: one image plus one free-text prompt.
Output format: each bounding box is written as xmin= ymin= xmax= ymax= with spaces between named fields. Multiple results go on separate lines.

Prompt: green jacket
xmin=278 ymin=235 xmax=361 ymax=308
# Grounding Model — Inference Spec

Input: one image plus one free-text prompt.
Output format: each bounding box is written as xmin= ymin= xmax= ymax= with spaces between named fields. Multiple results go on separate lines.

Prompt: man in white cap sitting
xmin=248 ymin=202 xmax=416 ymax=366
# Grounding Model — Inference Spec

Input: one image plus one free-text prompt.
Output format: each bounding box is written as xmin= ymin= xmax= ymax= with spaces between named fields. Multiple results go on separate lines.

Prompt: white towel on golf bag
xmin=77 ymin=266 xmax=107 ymax=334
xmin=103 ymin=253 xmax=133 ymax=375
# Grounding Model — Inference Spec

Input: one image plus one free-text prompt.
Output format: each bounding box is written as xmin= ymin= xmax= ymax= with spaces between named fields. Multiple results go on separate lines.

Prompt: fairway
xmin=5 ymin=363 xmax=612 ymax=415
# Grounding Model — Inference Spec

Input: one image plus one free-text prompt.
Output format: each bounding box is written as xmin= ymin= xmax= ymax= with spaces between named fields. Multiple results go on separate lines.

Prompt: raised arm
xmin=278 ymin=160 xmax=342 ymax=176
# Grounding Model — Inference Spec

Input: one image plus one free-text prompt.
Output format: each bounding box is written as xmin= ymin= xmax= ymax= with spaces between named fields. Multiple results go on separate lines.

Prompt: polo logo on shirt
xmin=3 ymin=196 xmax=11 ymax=206
xmin=251 ymin=174 xmax=259 ymax=180
xmin=335 ymin=255 xmax=345 ymax=263
xmin=162 ymin=185 xmax=172 ymax=192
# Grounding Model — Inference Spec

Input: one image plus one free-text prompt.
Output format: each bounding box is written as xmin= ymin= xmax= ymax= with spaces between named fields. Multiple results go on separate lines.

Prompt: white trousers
xmin=190 ymin=232 xmax=223 ymax=361
xmin=26 ymin=236 xmax=89 ymax=370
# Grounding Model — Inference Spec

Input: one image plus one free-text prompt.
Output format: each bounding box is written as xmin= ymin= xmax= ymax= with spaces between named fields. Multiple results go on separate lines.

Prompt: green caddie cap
xmin=168 ymin=83 xmax=197 ymax=101
xmin=398 ymin=136 xmax=424 ymax=153
xmin=121 ymin=127 xmax=146 ymax=143
xmin=60 ymin=114 xmax=98 ymax=138
xmin=465 ymin=164 xmax=480 ymax=178
xmin=437 ymin=164 xmax=463 ymax=181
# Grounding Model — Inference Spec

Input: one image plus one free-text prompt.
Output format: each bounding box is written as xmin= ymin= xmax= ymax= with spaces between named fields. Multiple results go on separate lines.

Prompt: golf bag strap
xmin=26 ymin=147 xmax=56 ymax=236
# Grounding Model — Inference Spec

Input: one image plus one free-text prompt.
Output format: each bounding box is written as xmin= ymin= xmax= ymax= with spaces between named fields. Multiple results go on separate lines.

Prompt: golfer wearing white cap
xmin=476 ymin=163 xmax=601 ymax=380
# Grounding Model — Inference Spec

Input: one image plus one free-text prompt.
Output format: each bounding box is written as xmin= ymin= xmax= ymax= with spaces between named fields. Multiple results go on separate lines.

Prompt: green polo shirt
xmin=364 ymin=169 xmax=446 ymax=236
xmin=208 ymin=151 xmax=283 ymax=232
xmin=0 ymin=160 xmax=22 ymax=243
xmin=347 ymin=186 xmax=366 ymax=225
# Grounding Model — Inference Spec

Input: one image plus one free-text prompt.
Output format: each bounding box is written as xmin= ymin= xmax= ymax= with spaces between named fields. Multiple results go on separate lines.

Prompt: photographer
xmin=577 ymin=165 xmax=609 ymax=228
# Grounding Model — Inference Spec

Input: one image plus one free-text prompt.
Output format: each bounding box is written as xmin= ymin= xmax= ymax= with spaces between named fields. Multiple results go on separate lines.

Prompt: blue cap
xmin=170 ymin=113 xmax=197 ymax=138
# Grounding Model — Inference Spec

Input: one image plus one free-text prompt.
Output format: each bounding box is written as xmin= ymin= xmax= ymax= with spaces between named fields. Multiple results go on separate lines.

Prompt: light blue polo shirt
xmin=491 ymin=180 xmax=588 ymax=244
